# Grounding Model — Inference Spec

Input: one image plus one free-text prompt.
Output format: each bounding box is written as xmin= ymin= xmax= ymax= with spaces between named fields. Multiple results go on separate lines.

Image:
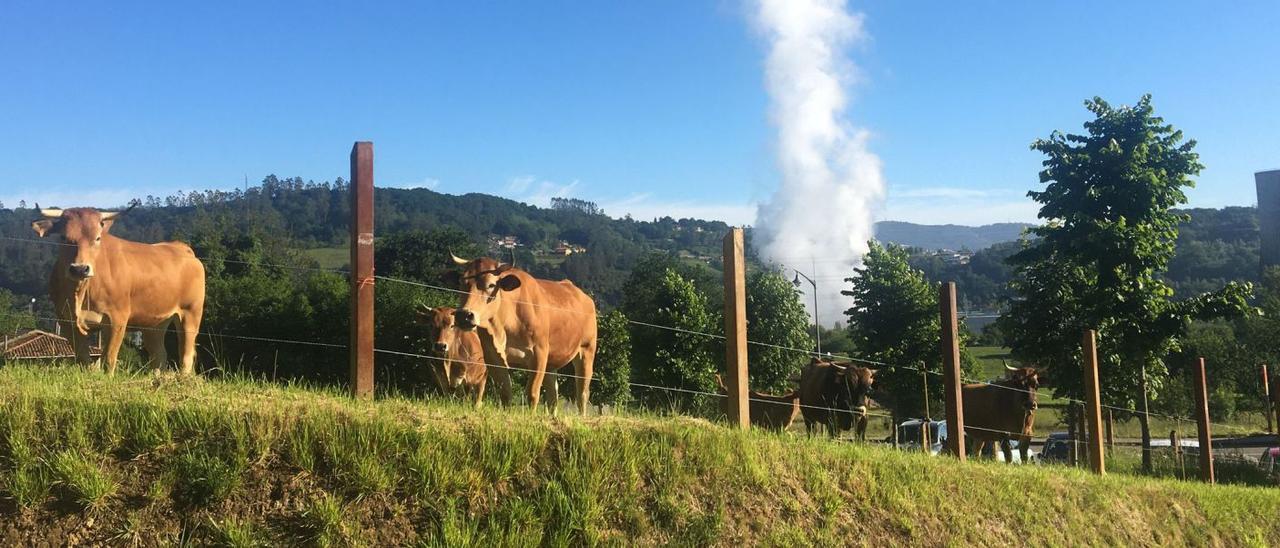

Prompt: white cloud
xmin=502 ymin=175 xmax=579 ymax=208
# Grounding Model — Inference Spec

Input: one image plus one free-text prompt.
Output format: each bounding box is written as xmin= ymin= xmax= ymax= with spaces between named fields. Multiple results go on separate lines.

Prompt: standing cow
xmin=963 ymin=364 xmax=1039 ymax=462
xmin=447 ymin=255 xmax=597 ymax=415
xmin=31 ymin=206 xmax=206 ymax=376
xmin=714 ymin=374 xmax=801 ymax=432
xmin=798 ymin=358 xmax=876 ymax=438
xmin=416 ymin=305 xmax=512 ymax=408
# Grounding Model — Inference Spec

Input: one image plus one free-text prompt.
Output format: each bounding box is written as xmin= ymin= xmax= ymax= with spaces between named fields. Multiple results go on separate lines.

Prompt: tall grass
xmin=1 ymin=361 xmax=1280 ymax=545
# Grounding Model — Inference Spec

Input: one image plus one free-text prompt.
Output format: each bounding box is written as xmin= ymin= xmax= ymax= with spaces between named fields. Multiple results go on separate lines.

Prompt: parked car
xmin=892 ymin=419 xmax=1036 ymax=463
xmin=1259 ymin=447 xmax=1279 ymax=472
xmin=1040 ymin=432 xmax=1071 ymax=464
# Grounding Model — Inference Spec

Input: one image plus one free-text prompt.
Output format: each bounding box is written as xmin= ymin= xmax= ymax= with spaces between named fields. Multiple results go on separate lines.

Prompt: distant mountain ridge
xmin=873 ymin=221 xmax=1032 ymax=251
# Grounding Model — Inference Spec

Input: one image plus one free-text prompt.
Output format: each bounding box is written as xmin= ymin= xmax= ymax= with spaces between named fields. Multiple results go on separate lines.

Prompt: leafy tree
xmin=625 ymin=268 xmax=718 ymax=414
xmin=376 ymin=227 xmax=483 ymax=284
xmin=745 ymin=270 xmax=814 ymax=393
xmin=593 ymin=309 xmax=632 ymax=411
xmin=998 ymin=95 xmax=1253 ymax=470
xmin=0 ymin=289 xmax=36 ymax=336
xmin=843 ymin=241 xmax=979 ymax=420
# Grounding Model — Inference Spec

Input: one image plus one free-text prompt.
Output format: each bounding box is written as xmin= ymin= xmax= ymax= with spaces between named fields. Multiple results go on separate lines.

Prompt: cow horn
xmin=38 ymin=204 xmax=64 ymax=218
xmin=1004 ymin=360 xmax=1017 ymax=372
xmin=100 ymin=201 xmax=138 ymax=221
xmin=450 ymin=253 xmax=469 ymax=266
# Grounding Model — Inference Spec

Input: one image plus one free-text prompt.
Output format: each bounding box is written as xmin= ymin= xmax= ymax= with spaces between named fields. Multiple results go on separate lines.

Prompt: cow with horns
xmin=962 ymin=362 xmax=1039 ymax=463
xmin=798 ymin=357 xmax=877 ymax=439
xmin=445 ymin=254 xmax=598 ymax=415
xmin=30 ymin=205 xmax=206 ymax=376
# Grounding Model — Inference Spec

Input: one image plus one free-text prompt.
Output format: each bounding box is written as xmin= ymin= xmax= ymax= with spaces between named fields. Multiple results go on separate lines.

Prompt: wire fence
xmin=1 ymin=233 xmax=1270 ymax=450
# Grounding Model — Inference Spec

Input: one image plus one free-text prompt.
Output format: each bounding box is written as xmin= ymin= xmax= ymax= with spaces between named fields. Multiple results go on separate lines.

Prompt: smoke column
xmin=752 ymin=0 xmax=885 ymax=326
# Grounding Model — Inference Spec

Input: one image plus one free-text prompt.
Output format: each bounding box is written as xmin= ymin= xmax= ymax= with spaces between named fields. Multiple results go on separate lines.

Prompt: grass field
xmin=3 ymin=363 xmax=1280 ymax=545
xmin=302 ymin=247 xmax=349 ymax=270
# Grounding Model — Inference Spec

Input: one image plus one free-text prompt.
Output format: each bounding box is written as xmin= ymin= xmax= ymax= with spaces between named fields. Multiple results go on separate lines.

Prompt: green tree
xmin=0 ymin=289 xmax=36 ymax=336
xmin=625 ymin=268 xmax=718 ymax=414
xmin=998 ymin=95 xmax=1253 ymax=470
xmin=745 ymin=270 xmax=814 ymax=393
xmin=843 ymin=241 xmax=978 ymax=420
xmin=593 ymin=309 xmax=632 ymax=411
xmin=376 ymin=227 xmax=483 ymax=284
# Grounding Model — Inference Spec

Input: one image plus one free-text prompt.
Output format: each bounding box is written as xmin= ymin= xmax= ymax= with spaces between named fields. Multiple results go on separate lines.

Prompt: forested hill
xmin=874 ymin=221 xmax=1031 ymax=251
xmin=0 ymin=177 xmax=1263 ymax=313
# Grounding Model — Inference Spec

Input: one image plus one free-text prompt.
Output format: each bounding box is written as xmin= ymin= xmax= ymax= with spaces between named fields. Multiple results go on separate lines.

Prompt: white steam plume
xmin=752 ymin=0 xmax=884 ymax=327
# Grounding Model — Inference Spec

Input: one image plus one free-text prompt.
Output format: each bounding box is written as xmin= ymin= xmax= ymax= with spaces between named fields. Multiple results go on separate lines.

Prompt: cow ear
xmin=497 ymin=274 xmax=522 ymax=292
xmin=32 ymin=219 xmax=57 ymax=238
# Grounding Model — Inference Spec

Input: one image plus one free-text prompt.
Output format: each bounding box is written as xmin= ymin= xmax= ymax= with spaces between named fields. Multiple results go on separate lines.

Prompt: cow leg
xmin=1000 ymin=438 xmax=1014 ymax=463
xmin=525 ymin=347 xmax=550 ymax=412
xmin=70 ymin=328 xmax=97 ymax=371
xmin=473 ymin=376 xmax=487 ymax=409
xmin=176 ymin=306 xmax=202 ymax=376
xmin=856 ymin=414 xmax=868 ymax=442
xmin=543 ymin=370 xmax=560 ymax=416
xmin=142 ymin=320 xmax=170 ymax=372
xmin=969 ymin=438 xmax=985 ymax=458
xmin=493 ymin=365 xmax=513 ymax=407
xmin=1019 ymin=433 xmax=1031 ymax=463
xmin=103 ymin=322 xmax=128 ymax=377
xmin=575 ymin=346 xmax=595 ymax=416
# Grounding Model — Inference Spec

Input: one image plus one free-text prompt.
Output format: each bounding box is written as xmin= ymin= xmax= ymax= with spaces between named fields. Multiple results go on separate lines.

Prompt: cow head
xmin=446 ymin=254 xmax=522 ymax=331
xmin=831 ymin=359 xmax=876 ymax=416
xmin=1004 ymin=362 xmax=1040 ymax=412
xmin=31 ymin=205 xmax=133 ymax=281
xmin=415 ymin=305 xmax=465 ymax=389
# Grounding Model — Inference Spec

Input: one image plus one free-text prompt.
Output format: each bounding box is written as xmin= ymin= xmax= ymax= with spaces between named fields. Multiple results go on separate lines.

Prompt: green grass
xmin=2 ymin=361 xmax=1280 ymax=545
xmin=49 ymin=449 xmax=117 ymax=511
xmin=301 ymin=246 xmax=349 ymax=270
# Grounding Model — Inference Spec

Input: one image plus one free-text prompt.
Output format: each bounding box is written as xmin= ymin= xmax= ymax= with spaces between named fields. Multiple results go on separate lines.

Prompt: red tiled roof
xmin=1 ymin=330 xmax=102 ymax=360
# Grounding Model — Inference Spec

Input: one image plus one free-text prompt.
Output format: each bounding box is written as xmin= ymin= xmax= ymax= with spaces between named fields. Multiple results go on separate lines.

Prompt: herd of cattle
xmin=28 ymin=206 xmax=1041 ymax=460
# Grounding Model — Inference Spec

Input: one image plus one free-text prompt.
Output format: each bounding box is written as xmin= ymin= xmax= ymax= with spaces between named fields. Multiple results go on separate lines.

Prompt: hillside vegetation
xmin=2 ymin=363 xmax=1279 ymax=546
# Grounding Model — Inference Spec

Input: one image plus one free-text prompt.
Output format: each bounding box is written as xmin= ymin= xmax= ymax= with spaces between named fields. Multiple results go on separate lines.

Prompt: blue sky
xmin=1 ymin=1 xmax=1277 ymax=226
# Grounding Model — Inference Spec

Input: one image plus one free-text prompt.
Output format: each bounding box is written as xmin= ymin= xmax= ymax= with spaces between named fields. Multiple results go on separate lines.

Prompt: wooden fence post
xmin=722 ymin=228 xmax=749 ymax=430
xmin=1263 ymin=364 xmax=1273 ymax=435
xmin=349 ymin=142 xmax=375 ymax=399
xmin=939 ymin=282 xmax=965 ymax=461
xmin=1171 ymin=429 xmax=1184 ymax=480
xmin=1105 ymin=408 xmax=1115 ymax=451
xmin=1192 ymin=358 xmax=1214 ymax=484
xmin=1082 ymin=330 xmax=1105 ymax=475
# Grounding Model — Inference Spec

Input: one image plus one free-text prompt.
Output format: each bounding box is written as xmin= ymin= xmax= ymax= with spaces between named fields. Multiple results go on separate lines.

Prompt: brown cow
xmin=448 ymin=255 xmax=597 ymax=415
xmin=31 ymin=206 xmax=206 ymax=376
xmin=714 ymin=374 xmax=800 ymax=432
xmin=415 ymin=306 xmax=512 ymax=408
xmin=798 ymin=358 xmax=876 ymax=439
xmin=962 ymin=364 xmax=1039 ymax=462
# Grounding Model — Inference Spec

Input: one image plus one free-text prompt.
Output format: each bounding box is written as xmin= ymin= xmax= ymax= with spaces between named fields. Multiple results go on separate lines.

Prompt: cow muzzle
xmin=68 ymin=263 xmax=93 ymax=279
xmin=433 ymin=342 xmax=449 ymax=354
xmin=454 ymin=309 xmax=478 ymax=331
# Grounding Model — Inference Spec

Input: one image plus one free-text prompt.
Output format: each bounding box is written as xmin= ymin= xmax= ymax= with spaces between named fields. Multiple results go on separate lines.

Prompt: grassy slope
xmin=2 ymin=364 xmax=1279 ymax=546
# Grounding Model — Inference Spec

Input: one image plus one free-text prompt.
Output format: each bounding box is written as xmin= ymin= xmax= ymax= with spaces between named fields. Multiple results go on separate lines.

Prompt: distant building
xmin=1 ymin=329 xmax=102 ymax=361
xmin=1258 ymin=169 xmax=1280 ymax=269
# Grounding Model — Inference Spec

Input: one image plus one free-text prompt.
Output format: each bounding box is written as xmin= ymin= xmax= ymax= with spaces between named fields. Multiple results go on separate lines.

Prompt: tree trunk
xmin=1139 ymin=366 xmax=1153 ymax=473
